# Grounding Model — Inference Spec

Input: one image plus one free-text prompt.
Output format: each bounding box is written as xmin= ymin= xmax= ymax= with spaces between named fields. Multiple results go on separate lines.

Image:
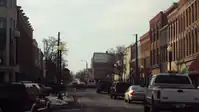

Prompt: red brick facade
xmin=16 ymin=6 xmax=35 ymax=80
xmin=167 ymin=0 xmax=199 ymax=69
xmin=150 ymin=11 xmax=167 ymax=74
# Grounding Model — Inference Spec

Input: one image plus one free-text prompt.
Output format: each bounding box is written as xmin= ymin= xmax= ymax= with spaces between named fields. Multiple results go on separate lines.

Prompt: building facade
xmin=123 ymin=45 xmax=132 ymax=81
xmin=92 ymin=52 xmax=114 ymax=81
xmin=166 ymin=0 xmax=199 ymax=85
xmin=159 ymin=3 xmax=178 ymax=72
xmin=140 ymin=31 xmax=151 ymax=77
xmin=33 ymin=39 xmax=44 ymax=82
xmin=16 ymin=6 xmax=35 ymax=81
xmin=150 ymin=11 xmax=167 ymax=75
xmin=166 ymin=0 xmax=198 ymax=70
xmin=0 ymin=0 xmax=20 ymax=82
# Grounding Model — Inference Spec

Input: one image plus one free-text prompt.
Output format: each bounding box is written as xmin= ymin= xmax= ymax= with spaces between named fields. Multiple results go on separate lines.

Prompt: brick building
xmin=166 ymin=0 xmax=199 ymax=85
xmin=33 ymin=39 xmax=44 ymax=82
xmin=16 ymin=6 xmax=35 ymax=81
xmin=140 ymin=31 xmax=151 ymax=77
xmin=150 ymin=11 xmax=167 ymax=74
xmin=159 ymin=3 xmax=178 ymax=72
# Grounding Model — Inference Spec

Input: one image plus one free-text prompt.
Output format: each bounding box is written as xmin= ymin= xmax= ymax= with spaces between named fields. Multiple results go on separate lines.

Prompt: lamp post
xmin=167 ymin=45 xmax=172 ymax=71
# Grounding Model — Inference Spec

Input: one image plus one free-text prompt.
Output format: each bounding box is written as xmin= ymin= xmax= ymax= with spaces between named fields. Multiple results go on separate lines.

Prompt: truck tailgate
xmin=160 ymin=89 xmax=199 ymax=103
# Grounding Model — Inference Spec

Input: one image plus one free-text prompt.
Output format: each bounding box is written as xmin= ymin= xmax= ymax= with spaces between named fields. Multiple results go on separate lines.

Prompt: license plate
xmin=175 ymin=104 xmax=186 ymax=108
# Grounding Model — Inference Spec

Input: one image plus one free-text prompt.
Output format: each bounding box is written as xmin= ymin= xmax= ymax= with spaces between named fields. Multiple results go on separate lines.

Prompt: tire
xmin=127 ymin=96 xmax=131 ymax=104
xmin=47 ymin=103 xmax=52 ymax=112
xmin=113 ymin=95 xmax=117 ymax=99
xmin=144 ymin=105 xmax=150 ymax=112
xmin=150 ymin=98 xmax=159 ymax=112
xmin=110 ymin=95 xmax=113 ymax=99
xmin=144 ymin=99 xmax=150 ymax=112
xmin=96 ymin=90 xmax=100 ymax=93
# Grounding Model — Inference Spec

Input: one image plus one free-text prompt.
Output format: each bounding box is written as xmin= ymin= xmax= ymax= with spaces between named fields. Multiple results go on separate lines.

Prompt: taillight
xmin=157 ymin=90 xmax=161 ymax=99
xmin=129 ymin=90 xmax=135 ymax=95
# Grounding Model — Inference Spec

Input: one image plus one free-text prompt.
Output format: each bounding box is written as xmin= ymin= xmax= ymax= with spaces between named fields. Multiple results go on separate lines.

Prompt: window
xmin=196 ymin=28 xmax=198 ymax=52
xmin=192 ymin=30 xmax=195 ymax=54
xmin=155 ymin=75 xmax=191 ymax=85
xmin=0 ymin=18 xmax=6 ymax=28
xmin=196 ymin=1 xmax=198 ymax=20
xmin=0 ymin=0 xmax=6 ymax=6
xmin=189 ymin=32 xmax=191 ymax=55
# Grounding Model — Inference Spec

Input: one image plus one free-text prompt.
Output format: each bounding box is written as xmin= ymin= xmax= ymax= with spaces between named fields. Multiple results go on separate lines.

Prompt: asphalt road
xmin=53 ymin=88 xmax=144 ymax=112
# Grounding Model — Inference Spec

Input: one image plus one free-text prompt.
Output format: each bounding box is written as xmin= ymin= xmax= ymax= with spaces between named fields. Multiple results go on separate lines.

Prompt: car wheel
xmin=150 ymin=97 xmax=159 ymax=112
xmin=96 ymin=90 xmax=100 ymax=93
xmin=127 ymin=96 xmax=131 ymax=104
xmin=144 ymin=105 xmax=150 ymax=112
xmin=144 ymin=100 xmax=150 ymax=112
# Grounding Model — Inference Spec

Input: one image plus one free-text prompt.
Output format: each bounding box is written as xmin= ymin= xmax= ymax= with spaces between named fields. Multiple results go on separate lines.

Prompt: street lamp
xmin=167 ymin=45 xmax=172 ymax=71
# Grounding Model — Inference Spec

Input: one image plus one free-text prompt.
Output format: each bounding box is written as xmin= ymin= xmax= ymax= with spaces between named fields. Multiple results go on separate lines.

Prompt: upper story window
xmin=0 ymin=18 xmax=6 ymax=28
xmin=0 ymin=0 xmax=6 ymax=7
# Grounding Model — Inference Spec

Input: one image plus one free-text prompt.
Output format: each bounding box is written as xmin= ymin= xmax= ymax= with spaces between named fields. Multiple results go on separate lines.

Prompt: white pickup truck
xmin=143 ymin=73 xmax=199 ymax=112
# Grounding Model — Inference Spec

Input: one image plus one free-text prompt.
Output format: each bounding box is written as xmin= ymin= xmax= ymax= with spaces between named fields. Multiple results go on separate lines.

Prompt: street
xmin=54 ymin=88 xmax=143 ymax=112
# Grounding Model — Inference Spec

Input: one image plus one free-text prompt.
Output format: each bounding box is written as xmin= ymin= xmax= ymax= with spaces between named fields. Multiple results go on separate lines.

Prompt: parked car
xmin=96 ymin=80 xmax=112 ymax=93
xmin=109 ymin=82 xmax=131 ymax=99
xmin=0 ymin=83 xmax=51 ymax=112
xmin=38 ymin=84 xmax=52 ymax=96
xmin=124 ymin=85 xmax=145 ymax=103
xmin=143 ymin=73 xmax=199 ymax=112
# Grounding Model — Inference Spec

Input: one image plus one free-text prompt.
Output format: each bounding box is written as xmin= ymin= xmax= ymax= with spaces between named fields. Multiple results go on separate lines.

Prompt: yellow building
xmin=123 ymin=45 xmax=132 ymax=81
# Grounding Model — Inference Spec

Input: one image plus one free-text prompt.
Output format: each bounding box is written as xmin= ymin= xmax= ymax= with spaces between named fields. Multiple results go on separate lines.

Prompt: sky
xmin=17 ymin=0 xmax=177 ymax=73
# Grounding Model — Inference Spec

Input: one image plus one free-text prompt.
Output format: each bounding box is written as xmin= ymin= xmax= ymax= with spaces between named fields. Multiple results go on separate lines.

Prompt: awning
xmin=189 ymin=54 xmax=199 ymax=75
xmin=189 ymin=54 xmax=199 ymax=71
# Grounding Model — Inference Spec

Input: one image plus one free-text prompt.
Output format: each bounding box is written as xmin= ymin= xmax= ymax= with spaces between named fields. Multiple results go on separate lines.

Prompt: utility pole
xmin=57 ymin=32 xmax=61 ymax=84
xmin=59 ymin=41 xmax=62 ymax=84
xmin=135 ymin=34 xmax=139 ymax=85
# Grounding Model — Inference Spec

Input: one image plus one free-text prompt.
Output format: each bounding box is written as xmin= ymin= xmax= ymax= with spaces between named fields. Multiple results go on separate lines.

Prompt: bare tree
xmin=107 ymin=45 xmax=125 ymax=55
xmin=106 ymin=48 xmax=116 ymax=54
xmin=43 ymin=36 xmax=68 ymax=64
xmin=115 ymin=45 xmax=126 ymax=55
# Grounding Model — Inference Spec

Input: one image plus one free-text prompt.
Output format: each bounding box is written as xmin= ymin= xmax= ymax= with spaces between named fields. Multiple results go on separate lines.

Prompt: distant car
xmin=109 ymin=82 xmax=131 ymax=99
xmin=124 ymin=85 xmax=145 ymax=103
xmin=87 ymin=80 xmax=96 ymax=88
xmin=96 ymin=80 xmax=112 ymax=93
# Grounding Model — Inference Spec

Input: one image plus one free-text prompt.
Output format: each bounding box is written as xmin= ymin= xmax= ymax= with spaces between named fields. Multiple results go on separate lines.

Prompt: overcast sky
xmin=17 ymin=0 xmax=177 ymax=73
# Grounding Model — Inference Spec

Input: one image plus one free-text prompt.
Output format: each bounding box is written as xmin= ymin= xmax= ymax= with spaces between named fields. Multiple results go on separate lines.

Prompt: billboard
xmin=93 ymin=53 xmax=109 ymax=63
